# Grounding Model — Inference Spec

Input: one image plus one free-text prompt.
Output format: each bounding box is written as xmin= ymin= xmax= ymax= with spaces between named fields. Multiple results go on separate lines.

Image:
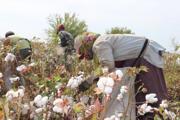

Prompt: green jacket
xmin=8 ymin=35 xmax=31 ymax=51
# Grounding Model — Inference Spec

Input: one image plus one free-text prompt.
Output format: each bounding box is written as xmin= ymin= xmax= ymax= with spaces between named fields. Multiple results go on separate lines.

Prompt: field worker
xmin=4 ymin=31 xmax=32 ymax=61
xmin=74 ymin=33 xmax=168 ymax=119
xmin=57 ymin=24 xmax=75 ymax=54
xmin=57 ymin=24 xmax=75 ymax=71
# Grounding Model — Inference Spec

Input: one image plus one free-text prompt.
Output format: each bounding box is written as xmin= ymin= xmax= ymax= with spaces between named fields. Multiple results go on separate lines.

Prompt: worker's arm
xmin=93 ymin=41 xmax=115 ymax=72
xmin=78 ymin=42 xmax=115 ymax=91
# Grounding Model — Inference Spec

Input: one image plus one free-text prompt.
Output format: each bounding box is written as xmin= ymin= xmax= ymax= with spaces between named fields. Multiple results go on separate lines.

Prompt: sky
xmin=0 ymin=0 xmax=180 ymax=51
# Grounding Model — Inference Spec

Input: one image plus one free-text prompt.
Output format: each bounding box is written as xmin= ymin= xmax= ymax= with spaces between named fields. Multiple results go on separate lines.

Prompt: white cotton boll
xmin=138 ymin=103 xmax=153 ymax=115
xmin=41 ymin=96 xmax=48 ymax=106
xmin=110 ymin=115 xmax=116 ymax=120
xmin=106 ymin=77 xmax=114 ymax=87
xmin=53 ymin=106 xmax=63 ymax=113
xmin=160 ymin=100 xmax=168 ymax=109
xmin=35 ymin=108 xmax=43 ymax=113
xmin=0 ymin=72 xmax=3 ymax=78
xmin=16 ymin=65 xmax=27 ymax=72
xmin=6 ymin=94 xmax=13 ymax=101
xmin=78 ymin=71 xmax=84 ymax=75
xmin=104 ymin=87 xmax=113 ymax=94
xmin=80 ymin=96 xmax=89 ymax=104
xmin=53 ymin=98 xmax=63 ymax=106
xmin=71 ymin=80 xmax=79 ymax=89
xmin=17 ymin=88 xmax=25 ymax=97
xmin=34 ymin=95 xmax=42 ymax=104
xmin=13 ymin=91 xmax=19 ymax=98
xmin=99 ymin=77 xmax=108 ymax=84
xmin=9 ymin=76 xmax=20 ymax=83
xmin=22 ymin=103 xmax=30 ymax=115
xmin=76 ymin=78 xmax=81 ymax=84
xmin=117 ymin=113 xmax=123 ymax=118
xmin=28 ymin=62 xmax=36 ymax=67
xmin=5 ymin=90 xmax=14 ymax=101
xmin=36 ymin=101 xmax=44 ymax=107
xmin=97 ymin=80 xmax=105 ymax=90
xmin=115 ymin=69 xmax=123 ymax=78
xmin=115 ymin=117 xmax=120 ymax=120
xmin=117 ymin=93 xmax=123 ymax=101
xmin=144 ymin=106 xmax=153 ymax=113
xmin=120 ymin=86 xmax=128 ymax=94
xmin=18 ymin=85 xmax=25 ymax=90
xmin=77 ymin=117 xmax=83 ymax=120
xmin=77 ymin=76 xmax=83 ymax=83
xmin=5 ymin=53 xmax=16 ymax=62
xmin=104 ymin=118 xmax=111 ymax=120
xmin=67 ymin=77 xmax=74 ymax=87
xmin=145 ymin=93 xmax=158 ymax=103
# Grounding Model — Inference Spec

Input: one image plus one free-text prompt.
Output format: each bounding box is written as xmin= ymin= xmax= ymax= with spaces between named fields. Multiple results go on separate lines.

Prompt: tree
xmin=46 ymin=13 xmax=88 ymax=44
xmin=106 ymin=27 xmax=134 ymax=34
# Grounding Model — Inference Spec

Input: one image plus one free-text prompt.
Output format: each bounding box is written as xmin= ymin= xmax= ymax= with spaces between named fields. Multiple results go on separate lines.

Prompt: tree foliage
xmin=46 ymin=13 xmax=88 ymax=44
xmin=106 ymin=27 xmax=134 ymax=34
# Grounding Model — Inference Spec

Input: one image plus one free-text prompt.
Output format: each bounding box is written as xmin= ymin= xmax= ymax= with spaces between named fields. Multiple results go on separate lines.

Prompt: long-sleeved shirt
xmin=92 ymin=34 xmax=165 ymax=71
xmin=8 ymin=35 xmax=31 ymax=50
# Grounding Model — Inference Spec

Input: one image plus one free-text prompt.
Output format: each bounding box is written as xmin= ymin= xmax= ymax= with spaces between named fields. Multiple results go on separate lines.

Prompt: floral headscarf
xmin=74 ymin=32 xmax=100 ymax=59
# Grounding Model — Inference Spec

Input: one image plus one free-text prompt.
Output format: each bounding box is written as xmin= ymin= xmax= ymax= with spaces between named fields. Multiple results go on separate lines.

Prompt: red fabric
xmin=57 ymin=24 xmax=65 ymax=31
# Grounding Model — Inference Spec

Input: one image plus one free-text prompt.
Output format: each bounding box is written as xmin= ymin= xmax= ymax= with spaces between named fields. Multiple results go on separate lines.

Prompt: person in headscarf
xmin=74 ymin=33 xmax=169 ymax=120
xmin=57 ymin=24 xmax=74 ymax=54
xmin=3 ymin=31 xmax=32 ymax=90
xmin=56 ymin=24 xmax=75 ymax=71
xmin=4 ymin=31 xmax=32 ymax=61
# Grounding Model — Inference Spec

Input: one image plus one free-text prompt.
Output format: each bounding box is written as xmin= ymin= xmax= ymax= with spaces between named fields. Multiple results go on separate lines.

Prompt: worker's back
xmin=93 ymin=34 xmax=165 ymax=69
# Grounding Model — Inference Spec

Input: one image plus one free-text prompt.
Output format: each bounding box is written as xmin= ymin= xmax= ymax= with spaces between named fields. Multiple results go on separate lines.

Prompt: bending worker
xmin=74 ymin=33 xmax=168 ymax=120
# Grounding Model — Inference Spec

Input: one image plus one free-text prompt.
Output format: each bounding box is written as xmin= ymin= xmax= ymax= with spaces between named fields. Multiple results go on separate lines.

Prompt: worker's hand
xmin=78 ymin=76 xmax=99 ymax=92
xmin=78 ymin=81 xmax=91 ymax=91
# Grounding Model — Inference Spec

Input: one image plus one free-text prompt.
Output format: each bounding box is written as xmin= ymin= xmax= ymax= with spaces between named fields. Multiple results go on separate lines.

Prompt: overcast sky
xmin=0 ymin=0 xmax=180 ymax=51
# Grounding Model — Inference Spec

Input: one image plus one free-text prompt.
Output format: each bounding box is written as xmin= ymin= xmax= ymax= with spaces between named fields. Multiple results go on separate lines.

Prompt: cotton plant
xmin=52 ymin=97 xmax=71 ymax=114
xmin=5 ymin=86 xmax=25 ymax=101
xmin=137 ymin=103 xmax=153 ymax=115
xmin=117 ymin=86 xmax=128 ymax=101
xmin=97 ymin=76 xmax=114 ymax=95
xmin=33 ymin=95 xmax=49 ymax=108
xmin=66 ymin=71 xmax=85 ymax=89
xmin=137 ymin=93 xmax=176 ymax=119
xmin=160 ymin=100 xmax=168 ymax=109
xmin=145 ymin=93 xmax=158 ymax=104
xmin=96 ymin=69 xmax=124 ymax=96
xmin=137 ymin=93 xmax=158 ymax=116
xmin=52 ymin=95 xmax=73 ymax=114
xmin=16 ymin=64 xmax=27 ymax=72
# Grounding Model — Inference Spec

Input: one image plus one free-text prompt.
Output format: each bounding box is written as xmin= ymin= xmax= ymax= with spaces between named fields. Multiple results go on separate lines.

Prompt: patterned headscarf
xmin=74 ymin=32 xmax=99 ymax=52
xmin=74 ymin=32 xmax=100 ymax=59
